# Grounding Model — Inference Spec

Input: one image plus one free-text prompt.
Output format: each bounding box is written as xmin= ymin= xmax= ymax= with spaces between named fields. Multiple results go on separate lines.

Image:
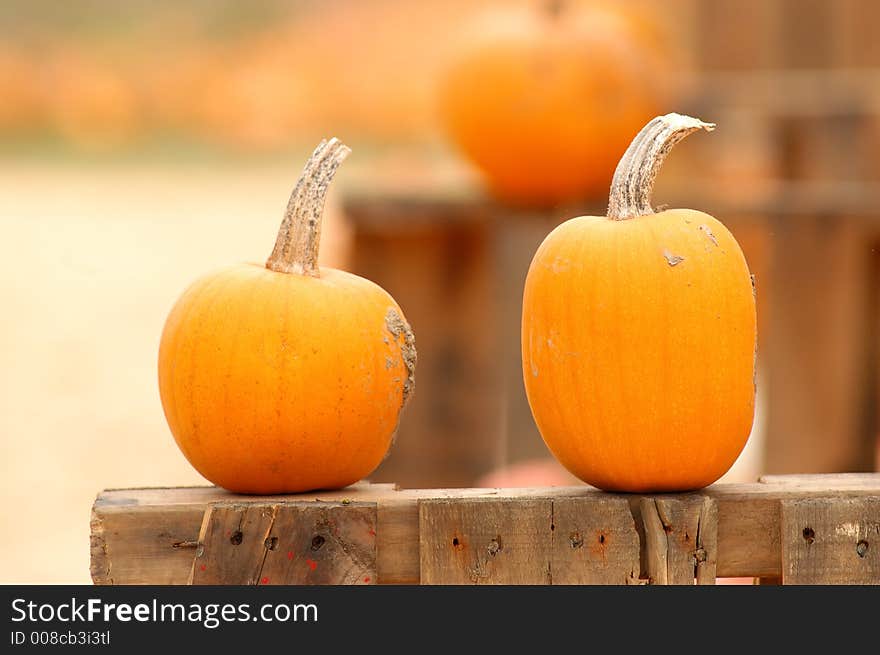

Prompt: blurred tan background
xmin=2 ymin=0 xmax=880 ymax=583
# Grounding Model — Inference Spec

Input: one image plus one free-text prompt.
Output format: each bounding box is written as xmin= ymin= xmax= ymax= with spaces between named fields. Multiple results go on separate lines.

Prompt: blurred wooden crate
xmin=90 ymin=473 xmax=880 ymax=585
xmin=687 ymin=0 xmax=880 ymax=70
xmin=343 ymin=177 xmax=880 ymax=487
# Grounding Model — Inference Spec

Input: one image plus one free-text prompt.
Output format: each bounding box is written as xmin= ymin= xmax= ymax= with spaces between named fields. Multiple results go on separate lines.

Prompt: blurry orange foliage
xmin=0 ymin=1 xmax=680 ymax=152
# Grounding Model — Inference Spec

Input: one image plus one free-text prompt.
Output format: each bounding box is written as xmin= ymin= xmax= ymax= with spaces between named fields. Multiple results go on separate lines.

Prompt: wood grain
xmin=419 ymin=498 xmax=552 ymax=584
xmin=781 ymin=496 xmax=880 ymax=584
xmin=550 ymin=496 xmax=641 ymax=584
xmin=262 ymin=502 xmax=376 ymax=585
xmin=189 ymin=501 xmax=376 ymax=585
xmin=190 ymin=503 xmax=278 ymax=585
xmin=640 ymin=496 xmax=718 ymax=585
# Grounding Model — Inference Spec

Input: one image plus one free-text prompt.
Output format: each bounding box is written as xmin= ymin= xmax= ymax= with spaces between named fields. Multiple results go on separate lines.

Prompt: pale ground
xmin=0 ymin=160 xmax=355 ymax=583
xmin=0 ymin=161 xmax=764 ymax=584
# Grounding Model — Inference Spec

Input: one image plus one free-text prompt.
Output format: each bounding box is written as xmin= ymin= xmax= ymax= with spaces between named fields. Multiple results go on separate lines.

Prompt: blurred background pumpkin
xmin=437 ymin=0 xmax=673 ymax=206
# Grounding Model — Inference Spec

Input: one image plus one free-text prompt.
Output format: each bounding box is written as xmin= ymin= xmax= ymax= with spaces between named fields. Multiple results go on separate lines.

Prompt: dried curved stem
xmin=266 ymin=138 xmax=351 ymax=276
xmin=607 ymin=113 xmax=715 ymax=221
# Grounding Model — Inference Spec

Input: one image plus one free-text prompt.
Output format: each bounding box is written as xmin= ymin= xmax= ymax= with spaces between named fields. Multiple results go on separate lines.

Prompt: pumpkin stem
xmin=266 ymin=137 xmax=351 ymax=276
xmin=607 ymin=113 xmax=715 ymax=221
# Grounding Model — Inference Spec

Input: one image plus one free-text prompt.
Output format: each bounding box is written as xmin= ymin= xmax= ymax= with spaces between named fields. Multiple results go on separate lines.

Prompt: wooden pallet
xmin=90 ymin=473 xmax=879 ymax=585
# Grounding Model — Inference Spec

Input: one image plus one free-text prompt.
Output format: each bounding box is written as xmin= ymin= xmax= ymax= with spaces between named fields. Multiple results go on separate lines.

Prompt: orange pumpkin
xmin=522 ymin=114 xmax=756 ymax=492
xmin=438 ymin=1 xmax=667 ymax=207
xmin=158 ymin=139 xmax=416 ymax=494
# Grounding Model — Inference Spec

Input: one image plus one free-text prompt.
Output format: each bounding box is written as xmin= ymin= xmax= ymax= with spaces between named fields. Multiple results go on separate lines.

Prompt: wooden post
xmin=347 ymin=196 xmax=502 ymax=487
xmin=764 ymin=214 xmax=876 ymax=473
xmin=695 ymin=0 xmax=781 ymax=70
xmin=834 ymin=0 xmax=880 ymax=67
xmin=639 ymin=496 xmax=718 ymax=585
xmin=491 ymin=204 xmax=605 ymax=465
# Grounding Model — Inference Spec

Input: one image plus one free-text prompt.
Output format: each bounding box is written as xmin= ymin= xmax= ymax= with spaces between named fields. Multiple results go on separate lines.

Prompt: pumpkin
xmin=158 ymin=139 xmax=416 ymax=494
xmin=438 ymin=0 xmax=667 ymax=207
xmin=521 ymin=113 xmax=756 ymax=492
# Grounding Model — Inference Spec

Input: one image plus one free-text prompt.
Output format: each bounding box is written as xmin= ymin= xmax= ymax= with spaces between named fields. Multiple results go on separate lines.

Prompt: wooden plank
xmin=710 ymin=494 xmax=777 ymax=579
xmin=694 ymin=498 xmax=719 ymax=585
xmin=780 ymin=497 xmax=880 ymax=584
xmin=640 ymin=496 xmax=718 ymax=585
xmin=419 ymin=498 xmax=552 ymax=584
xmin=91 ymin=475 xmax=880 ymax=584
xmin=764 ymin=215 xmax=876 ymax=474
xmin=349 ymin=214 xmax=502 ymax=488
xmin=713 ymin=68 xmax=880 ymax=110
xmin=90 ymin=504 xmax=205 ymax=585
xmin=710 ymin=474 xmax=880 ymax=578
xmin=90 ymin=483 xmax=395 ymax=586
xmin=874 ymin=240 xmax=880 ymax=471
xmin=93 ymin=482 xmax=396 ymax=507
xmin=760 ymin=473 xmax=880 ymax=489
xmin=776 ymin=114 xmax=877 ymax=183
xmin=492 ymin=209 xmax=560 ymax=465
xmin=832 ymin=0 xmax=880 ymax=68
xmin=258 ymin=503 xmax=376 ymax=585
xmin=190 ymin=502 xmax=376 ymax=585
xmin=190 ymin=503 xmax=277 ymax=585
xmin=777 ymin=0 xmax=834 ymax=69
xmin=346 ymin=176 xmax=880 ymax=221
xmin=695 ymin=0 xmax=780 ymax=71
xmin=550 ymin=496 xmax=641 ymax=585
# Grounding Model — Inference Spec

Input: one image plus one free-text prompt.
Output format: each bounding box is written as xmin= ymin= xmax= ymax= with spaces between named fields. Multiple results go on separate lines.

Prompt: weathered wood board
xmin=419 ymin=498 xmax=553 ymax=584
xmin=550 ymin=496 xmax=642 ymax=585
xmin=780 ymin=496 xmax=880 ymax=584
xmin=190 ymin=502 xmax=377 ymax=585
xmin=640 ymin=496 xmax=718 ymax=585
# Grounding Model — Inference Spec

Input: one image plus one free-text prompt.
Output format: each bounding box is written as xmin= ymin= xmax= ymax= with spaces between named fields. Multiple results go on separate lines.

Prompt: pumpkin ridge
xmin=194 ymin=270 xmax=252 ymax=483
